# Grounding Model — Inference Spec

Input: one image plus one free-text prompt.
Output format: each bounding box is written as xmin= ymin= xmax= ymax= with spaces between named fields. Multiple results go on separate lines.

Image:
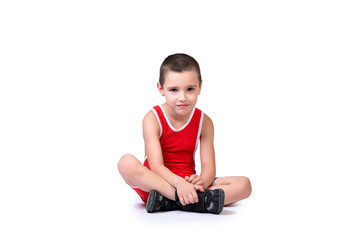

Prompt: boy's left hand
xmin=185 ymin=174 xmax=204 ymax=188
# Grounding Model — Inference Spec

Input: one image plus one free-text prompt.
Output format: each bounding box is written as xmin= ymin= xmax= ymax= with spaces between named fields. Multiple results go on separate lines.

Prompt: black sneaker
xmin=202 ymin=189 xmax=225 ymax=214
xmin=146 ymin=190 xmax=179 ymax=213
xmin=175 ymin=189 xmax=225 ymax=214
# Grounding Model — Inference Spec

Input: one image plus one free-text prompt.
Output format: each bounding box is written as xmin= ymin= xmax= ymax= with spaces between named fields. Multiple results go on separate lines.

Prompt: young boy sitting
xmin=118 ymin=53 xmax=251 ymax=214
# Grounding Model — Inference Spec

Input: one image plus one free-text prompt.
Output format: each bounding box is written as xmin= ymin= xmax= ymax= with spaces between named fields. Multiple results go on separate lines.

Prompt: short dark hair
xmin=159 ymin=53 xmax=202 ymax=88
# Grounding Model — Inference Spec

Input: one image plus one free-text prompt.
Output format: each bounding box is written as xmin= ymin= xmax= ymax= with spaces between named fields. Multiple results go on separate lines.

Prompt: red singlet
xmin=144 ymin=105 xmax=204 ymax=178
xmin=132 ymin=105 xmax=204 ymax=203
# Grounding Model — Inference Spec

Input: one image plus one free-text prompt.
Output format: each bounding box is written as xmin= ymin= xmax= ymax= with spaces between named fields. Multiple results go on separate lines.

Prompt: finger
xmin=192 ymin=191 xmax=199 ymax=203
xmin=188 ymin=174 xmax=197 ymax=183
xmin=187 ymin=193 xmax=195 ymax=204
xmin=184 ymin=195 xmax=192 ymax=205
xmin=184 ymin=176 xmax=189 ymax=181
xmin=180 ymin=196 xmax=186 ymax=206
xmin=194 ymin=179 xmax=203 ymax=185
xmin=194 ymin=185 xmax=205 ymax=192
xmin=191 ymin=177 xmax=200 ymax=184
xmin=194 ymin=178 xmax=202 ymax=184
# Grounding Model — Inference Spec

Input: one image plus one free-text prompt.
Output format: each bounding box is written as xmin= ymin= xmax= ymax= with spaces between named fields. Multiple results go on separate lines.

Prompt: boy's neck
xmin=161 ymin=103 xmax=195 ymax=129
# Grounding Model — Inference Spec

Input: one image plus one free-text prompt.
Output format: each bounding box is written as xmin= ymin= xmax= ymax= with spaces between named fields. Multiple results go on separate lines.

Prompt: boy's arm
xmin=143 ymin=111 xmax=203 ymax=205
xmin=142 ymin=111 xmax=184 ymax=188
xmin=199 ymin=114 xmax=216 ymax=188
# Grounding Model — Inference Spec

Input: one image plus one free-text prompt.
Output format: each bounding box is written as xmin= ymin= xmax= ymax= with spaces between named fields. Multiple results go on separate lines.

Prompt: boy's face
xmin=157 ymin=70 xmax=201 ymax=116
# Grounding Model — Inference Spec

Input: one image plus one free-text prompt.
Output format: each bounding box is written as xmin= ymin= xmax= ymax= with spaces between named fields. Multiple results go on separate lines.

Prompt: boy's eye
xmin=187 ymin=88 xmax=195 ymax=91
xmin=170 ymin=88 xmax=178 ymax=92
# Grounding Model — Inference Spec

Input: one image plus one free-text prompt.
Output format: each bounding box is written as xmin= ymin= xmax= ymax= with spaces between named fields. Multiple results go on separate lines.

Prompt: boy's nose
xmin=179 ymin=91 xmax=186 ymax=101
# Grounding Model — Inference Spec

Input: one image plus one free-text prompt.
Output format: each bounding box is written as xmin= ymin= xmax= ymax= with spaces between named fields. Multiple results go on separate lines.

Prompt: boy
xmin=118 ymin=53 xmax=251 ymax=214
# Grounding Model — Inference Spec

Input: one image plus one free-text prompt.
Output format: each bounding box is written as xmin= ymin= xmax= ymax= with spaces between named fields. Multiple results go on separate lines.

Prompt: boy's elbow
xmin=148 ymin=161 xmax=164 ymax=174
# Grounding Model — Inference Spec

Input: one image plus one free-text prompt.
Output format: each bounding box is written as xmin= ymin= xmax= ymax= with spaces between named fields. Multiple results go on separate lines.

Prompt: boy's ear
xmin=157 ymin=82 xmax=165 ymax=96
xmin=198 ymin=81 xmax=202 ymax=95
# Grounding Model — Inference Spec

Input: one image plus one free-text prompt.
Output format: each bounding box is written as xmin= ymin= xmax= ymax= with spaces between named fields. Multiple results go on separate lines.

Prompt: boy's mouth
xmin=177 ymin=104 xmax=189 ymax=108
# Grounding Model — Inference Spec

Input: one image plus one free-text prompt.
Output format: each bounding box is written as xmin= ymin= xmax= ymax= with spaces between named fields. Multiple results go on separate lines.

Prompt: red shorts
xmin=131 ymin=177 xmax=220 ymax=203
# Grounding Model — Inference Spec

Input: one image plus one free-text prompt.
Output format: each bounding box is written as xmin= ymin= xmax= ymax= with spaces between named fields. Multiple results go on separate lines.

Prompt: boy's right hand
xmin=176 ymin=181 xmax=204 ymax=206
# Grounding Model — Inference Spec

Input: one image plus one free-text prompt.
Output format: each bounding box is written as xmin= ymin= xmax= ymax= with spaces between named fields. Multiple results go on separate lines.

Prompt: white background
xmin=1 ymin=0 xmax=359 ymax=239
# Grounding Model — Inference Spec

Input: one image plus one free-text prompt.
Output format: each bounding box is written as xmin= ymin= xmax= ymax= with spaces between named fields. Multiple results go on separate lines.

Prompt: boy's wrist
xmin=200 ymin=173 xmax=216 ymax=188
xmin=173 ymin=177 xmax=187 ymax=188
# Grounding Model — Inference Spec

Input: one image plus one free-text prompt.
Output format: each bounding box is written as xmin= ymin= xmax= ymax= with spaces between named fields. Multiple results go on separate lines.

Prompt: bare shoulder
xmin=202 ymin=113 xmax=214 ymax=127
xmin=142 ymin=110 xmax=160 ymax=136
xmin=201 ymin=113 xmax=214 ymax=138
xmin=143 ymin=110 xmax=156 ymax=124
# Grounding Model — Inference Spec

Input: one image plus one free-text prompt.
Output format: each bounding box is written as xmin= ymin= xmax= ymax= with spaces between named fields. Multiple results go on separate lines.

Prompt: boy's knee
xmin=240 ymin=176 xmax=252 ymax=198
xmin=118 ymin=154 xmax=137 ymax=176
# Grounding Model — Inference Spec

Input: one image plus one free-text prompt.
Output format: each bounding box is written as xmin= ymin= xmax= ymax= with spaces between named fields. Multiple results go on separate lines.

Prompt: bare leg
xmin=208 ymin=176 xmax=252 ymax=206
xmin=117 ymin=154 xmax=176 ymax=200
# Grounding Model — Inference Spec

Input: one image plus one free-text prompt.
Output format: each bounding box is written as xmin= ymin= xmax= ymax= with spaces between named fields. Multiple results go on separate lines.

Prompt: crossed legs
xmin=209 ymin=176 xmax=252 ymax=205
xmin=117 ymin=153 xmax=252 ymax=206
xmin=117 ymin=154 xmax=176 ymax=200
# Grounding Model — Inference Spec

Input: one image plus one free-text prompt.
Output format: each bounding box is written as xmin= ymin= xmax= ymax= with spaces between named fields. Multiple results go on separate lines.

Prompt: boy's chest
xmin=160 ymin=129 xmax=197 ymax=154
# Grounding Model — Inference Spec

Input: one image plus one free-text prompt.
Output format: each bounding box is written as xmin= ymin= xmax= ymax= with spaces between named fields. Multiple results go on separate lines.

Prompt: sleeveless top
xmin=143 ymin=105 xmax=204 ymax=178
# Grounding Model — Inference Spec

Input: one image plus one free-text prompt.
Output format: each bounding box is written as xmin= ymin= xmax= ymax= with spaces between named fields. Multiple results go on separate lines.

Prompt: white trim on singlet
xmin=159 ymin=105 xmax=196 ymax=132
xmin=151 ymin=108 xmax=162 ymax=138
xmin=193 ymin=110 xmax=204 ymax=159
